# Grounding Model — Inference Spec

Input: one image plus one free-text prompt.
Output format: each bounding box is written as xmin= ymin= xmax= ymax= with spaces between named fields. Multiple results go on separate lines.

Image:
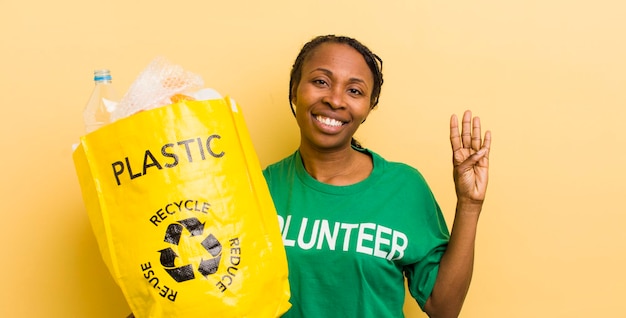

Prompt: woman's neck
xmin=299 ymin=145 xmax=373 ymax=186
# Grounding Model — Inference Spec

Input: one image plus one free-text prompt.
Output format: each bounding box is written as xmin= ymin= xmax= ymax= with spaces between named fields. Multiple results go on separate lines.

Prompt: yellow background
xmin=1 ymin=1 xmax=624 ymax=317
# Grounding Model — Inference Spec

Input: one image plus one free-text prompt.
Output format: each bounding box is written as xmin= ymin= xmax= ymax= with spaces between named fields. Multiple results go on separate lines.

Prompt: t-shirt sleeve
xmin=404 ymin=199 xmax=450 ymax=310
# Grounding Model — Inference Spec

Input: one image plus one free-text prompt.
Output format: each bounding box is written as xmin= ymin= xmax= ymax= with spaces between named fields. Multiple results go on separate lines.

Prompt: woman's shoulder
xmin=363 ymin=149 xmax=432 ymax=193
xmin=368 ymin=149 xmax=424 ymax=176
xmin=367 ymin=150 xmax=438 ymax=203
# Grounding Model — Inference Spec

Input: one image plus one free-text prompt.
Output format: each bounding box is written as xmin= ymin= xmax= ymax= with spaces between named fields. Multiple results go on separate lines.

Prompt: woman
xmin=263 ymin=35 xmax=491 ymax=317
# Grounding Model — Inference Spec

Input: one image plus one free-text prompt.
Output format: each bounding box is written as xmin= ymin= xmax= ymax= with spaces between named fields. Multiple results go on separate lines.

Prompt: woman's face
xmin=292 ymin=42 xmax=374 ymax=152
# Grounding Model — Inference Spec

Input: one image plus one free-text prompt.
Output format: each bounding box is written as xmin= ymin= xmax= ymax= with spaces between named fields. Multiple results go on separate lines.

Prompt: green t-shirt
xmin=263 ymin=149 xmax=450 ymax=317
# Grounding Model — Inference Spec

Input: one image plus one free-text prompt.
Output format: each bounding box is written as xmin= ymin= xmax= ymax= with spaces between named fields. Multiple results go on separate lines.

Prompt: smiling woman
xmin=288 ymin=35 xmax=384 ymax=151
xmin=293 ymin=42 xmax=374 ymax=170
xmin=263 ymin=34 xmax=492 ymax=318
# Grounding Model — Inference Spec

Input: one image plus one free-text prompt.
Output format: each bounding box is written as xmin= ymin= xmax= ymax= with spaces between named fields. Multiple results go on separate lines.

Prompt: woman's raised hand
xmin=449 ymin=110 xmax=491 ymax=205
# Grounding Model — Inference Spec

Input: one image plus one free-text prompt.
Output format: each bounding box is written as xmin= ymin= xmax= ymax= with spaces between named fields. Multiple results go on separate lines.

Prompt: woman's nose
xmin=321 ymin=87 xmax=345 ymax=109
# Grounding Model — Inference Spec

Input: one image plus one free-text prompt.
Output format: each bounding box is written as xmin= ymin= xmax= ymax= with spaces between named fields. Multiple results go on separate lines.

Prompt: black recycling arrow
xmin=179 ymin=218 xmax=205 ymax=237
xmin=201 ymin=234 xmax=222 ymax=256
xmin=164 ymin=223 xmax=183 ymax=245
xmin=198 ymin=256 xmax=221 ymax=277
xmin=158 ymin=247 xmax=178 ymax=267
xmin=159 ymin=248 xmax=195 ymax=282
xmin=166 ymin=265 xmax=195 ymax=282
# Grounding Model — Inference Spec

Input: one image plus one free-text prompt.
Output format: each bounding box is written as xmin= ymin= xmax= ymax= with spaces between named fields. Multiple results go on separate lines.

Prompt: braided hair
xmin=288 ymin=35 xmax=384 ymax=148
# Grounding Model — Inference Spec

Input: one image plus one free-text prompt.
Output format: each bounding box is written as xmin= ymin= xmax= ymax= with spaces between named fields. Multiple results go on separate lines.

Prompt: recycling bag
xmin=73 ymin=98 xmax=291 ymax=318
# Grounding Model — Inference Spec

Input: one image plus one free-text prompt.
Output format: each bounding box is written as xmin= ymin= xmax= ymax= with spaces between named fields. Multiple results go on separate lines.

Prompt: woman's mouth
xmin=315 ymin=115 xmax=344 ymax=127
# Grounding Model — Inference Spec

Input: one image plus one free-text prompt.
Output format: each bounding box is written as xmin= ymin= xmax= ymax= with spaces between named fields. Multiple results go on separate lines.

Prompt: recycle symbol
xmin=158 ymin=217 xmax=222 ymax=282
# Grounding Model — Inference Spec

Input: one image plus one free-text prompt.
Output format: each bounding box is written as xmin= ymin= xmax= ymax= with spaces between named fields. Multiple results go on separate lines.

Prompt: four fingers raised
xmin=450 ymin=110 xmax=490 ymax=156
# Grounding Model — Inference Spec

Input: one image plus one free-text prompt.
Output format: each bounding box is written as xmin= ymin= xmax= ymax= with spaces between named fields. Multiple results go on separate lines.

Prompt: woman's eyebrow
xmin=308 ymin=67 xmax=368 ymax=85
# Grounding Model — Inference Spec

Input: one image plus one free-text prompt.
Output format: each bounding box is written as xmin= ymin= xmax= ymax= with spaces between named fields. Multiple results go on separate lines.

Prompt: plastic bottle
xmin=84 ymin=69 xmax=120 ymax=133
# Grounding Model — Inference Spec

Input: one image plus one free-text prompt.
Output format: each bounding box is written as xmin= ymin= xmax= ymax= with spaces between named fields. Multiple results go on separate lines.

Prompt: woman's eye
xmin=313 ymin=79 xmax=327 ymax=86
xmin=348 ymin=88 xmax=362 ymax=95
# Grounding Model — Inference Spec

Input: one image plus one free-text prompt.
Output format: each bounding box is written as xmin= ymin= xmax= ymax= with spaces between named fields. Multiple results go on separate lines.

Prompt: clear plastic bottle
xmin=84 ymin=69 xmax=120 ymax=133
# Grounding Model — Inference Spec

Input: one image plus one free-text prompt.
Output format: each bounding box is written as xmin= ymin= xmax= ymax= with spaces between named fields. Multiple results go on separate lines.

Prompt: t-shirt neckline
xmin=294 ymin=147 xmax=383 ymax=195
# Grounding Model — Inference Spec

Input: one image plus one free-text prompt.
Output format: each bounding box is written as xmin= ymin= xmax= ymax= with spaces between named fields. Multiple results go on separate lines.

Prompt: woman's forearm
xmin=424 ymin=200 xmax=482 ymax=318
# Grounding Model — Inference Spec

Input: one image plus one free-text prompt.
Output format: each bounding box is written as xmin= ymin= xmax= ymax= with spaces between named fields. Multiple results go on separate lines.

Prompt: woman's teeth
xmin=316 ymin=115 xmax=343 ymax=127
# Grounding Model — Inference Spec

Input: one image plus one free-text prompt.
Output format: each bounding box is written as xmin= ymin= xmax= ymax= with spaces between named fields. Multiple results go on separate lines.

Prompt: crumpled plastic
xmin=111 ymin=56 xmax=204 ymax=121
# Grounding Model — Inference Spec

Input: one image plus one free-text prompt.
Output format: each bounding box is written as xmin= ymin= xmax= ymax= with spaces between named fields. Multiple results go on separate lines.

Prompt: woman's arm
xmin=424 ymin=111 xmax=491 ymax=318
